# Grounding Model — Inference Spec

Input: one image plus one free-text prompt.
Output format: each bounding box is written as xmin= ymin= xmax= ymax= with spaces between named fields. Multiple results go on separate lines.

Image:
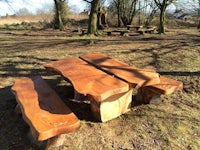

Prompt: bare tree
xmin=154 ymin=0 xmax=176 ymax=34
xmin=198 ymin=0 xmax=200 ymax=28
xmin=113 ymin=0 xmax=139 ymax=26
xmin=112 ymin=0 xmax=122 ymax=27
xmin=143 ymin=0 xmax=158 ymax=26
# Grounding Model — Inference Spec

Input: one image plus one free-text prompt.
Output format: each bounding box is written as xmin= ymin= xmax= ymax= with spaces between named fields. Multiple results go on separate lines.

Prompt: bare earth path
xmin=0 ymin=28 xmax=199 ymax=150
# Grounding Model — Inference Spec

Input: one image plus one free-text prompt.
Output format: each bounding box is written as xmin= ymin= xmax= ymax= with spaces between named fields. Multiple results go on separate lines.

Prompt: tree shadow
xmin=44 ymin=77 xmax=98 ymax=122
xmin=0 ymin=86 xmax=31 ymax=149
xmin=159 ymin=71 xmax=200 ymax=76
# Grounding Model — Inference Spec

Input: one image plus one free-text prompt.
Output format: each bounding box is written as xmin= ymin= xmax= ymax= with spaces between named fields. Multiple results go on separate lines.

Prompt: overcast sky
xmin=0 ymin=0 xmax=86 ymax=16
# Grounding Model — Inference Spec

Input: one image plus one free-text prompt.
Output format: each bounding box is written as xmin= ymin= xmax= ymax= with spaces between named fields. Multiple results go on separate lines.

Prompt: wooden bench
xmin=127 ymin=25 xmax=143 ymax=31
xmin=105 ymin=30 xmax=130 ymax=36
xmin=44 ymin=58 xmax=131 ymax=122
xmin=136 ymin=76 xmax=183 ymax=104
xmin=138 ymin=26 xmax=157 ymax=34
xmin=80 ymin=52 xmax=183 ymax=104
xmin=11 ymin=76 xmax=80 ymax=148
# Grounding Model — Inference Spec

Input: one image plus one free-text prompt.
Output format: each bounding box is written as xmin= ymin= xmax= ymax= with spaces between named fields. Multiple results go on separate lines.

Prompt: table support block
xmin=90 ymin=89 xmax=133 ymax=122
xmin=136 ymin=88 xmax=160 ymax=104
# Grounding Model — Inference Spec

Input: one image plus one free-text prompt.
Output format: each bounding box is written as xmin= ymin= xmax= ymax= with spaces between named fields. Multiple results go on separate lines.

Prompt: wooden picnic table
xmin=43 ymin=53 xmax=161 ymax=122
xmin=11 ymin=52 xmax=183 ymax=147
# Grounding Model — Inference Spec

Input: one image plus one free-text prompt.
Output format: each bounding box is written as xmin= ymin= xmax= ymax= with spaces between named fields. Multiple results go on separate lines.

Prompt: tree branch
xmin=83 ymin=0 xmax=92 ymax=3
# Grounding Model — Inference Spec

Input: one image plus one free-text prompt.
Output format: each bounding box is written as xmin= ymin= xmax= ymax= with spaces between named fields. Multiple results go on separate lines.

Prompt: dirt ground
xmin=0 ymin=28 xmax=199 ymax=150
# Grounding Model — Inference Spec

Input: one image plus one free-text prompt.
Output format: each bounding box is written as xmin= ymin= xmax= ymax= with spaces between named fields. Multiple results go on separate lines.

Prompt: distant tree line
xmin=78 ymin=0 xmax=199 ymax=35
xmin=1 ymin=0 xmax=200 ymax=34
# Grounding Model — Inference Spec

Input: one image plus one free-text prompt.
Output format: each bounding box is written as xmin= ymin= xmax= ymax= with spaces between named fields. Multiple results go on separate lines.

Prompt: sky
xmin=0 ymin=0 xmax=86 ymax=16
xmin=0 ymin=0 xmax=198 ymax=16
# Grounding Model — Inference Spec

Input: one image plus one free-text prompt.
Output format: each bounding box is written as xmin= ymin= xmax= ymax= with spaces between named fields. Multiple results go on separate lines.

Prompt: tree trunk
xmin=54 ymin=0 xmax=64 ymax=31
xmin=88 ymin=0 xmax=100 ymax=35
xmin=117 ymin=0 xmax=121 ymax=27
xmin=198 ymin=0 xmax=200 ymax=29
xmin=198 ymin=20 xmax=200 ymax=29
xmin=159 ymin=8 xmax=165 ymax=34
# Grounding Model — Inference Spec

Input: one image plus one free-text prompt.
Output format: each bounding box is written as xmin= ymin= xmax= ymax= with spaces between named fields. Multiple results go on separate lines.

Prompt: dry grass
xmin=67 ymin=13 xmax=88 ymax=21
xmin=0 ymin=28 xmax=199 ymax=150
xmin=0 ymin=15 xmax=48 ymax=25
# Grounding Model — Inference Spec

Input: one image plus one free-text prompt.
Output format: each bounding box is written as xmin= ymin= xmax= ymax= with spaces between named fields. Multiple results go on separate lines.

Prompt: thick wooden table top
xmin=44 ymin=57 xmax=129 ymax=102
xmin=80 ymin=52 xmax=160 ymax=88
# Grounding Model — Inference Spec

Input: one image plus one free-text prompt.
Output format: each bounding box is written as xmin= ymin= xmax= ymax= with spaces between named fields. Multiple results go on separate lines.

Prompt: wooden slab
xmin=145 ymin=76 xmax=183 ymax=95
xmin=136 ymin=76 xmax=183 ymax=103
xmin=43 ymin=57 xmax=129 ymax=102
xmin=11 ymin=76 xmax=80 ymax=141
xmin=80 ymin=52 xmax=160 ymax=88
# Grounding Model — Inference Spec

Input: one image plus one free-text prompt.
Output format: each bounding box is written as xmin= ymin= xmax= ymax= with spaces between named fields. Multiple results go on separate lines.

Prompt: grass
xmin=0 ymin=27 xmax=199 ymax=150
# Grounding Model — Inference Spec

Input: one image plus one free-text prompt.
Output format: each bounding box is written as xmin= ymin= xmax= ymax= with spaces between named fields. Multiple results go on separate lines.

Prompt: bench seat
xmin=11 ymin=76 xmax=80 ymax=141
xmin=137 ymin=76 xmax=183 ymax=103
xmin=44 ymin=58 xmax=132 ymax=122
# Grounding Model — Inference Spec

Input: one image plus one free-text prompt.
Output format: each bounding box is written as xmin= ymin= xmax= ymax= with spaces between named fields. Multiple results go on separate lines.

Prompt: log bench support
xmin=11 ymin=76 xmax=80 ymax=149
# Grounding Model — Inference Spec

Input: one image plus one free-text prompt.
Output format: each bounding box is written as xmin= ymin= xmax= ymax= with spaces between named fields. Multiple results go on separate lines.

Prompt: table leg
xmin=89 ymin=89 xmax=133 ymax=122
